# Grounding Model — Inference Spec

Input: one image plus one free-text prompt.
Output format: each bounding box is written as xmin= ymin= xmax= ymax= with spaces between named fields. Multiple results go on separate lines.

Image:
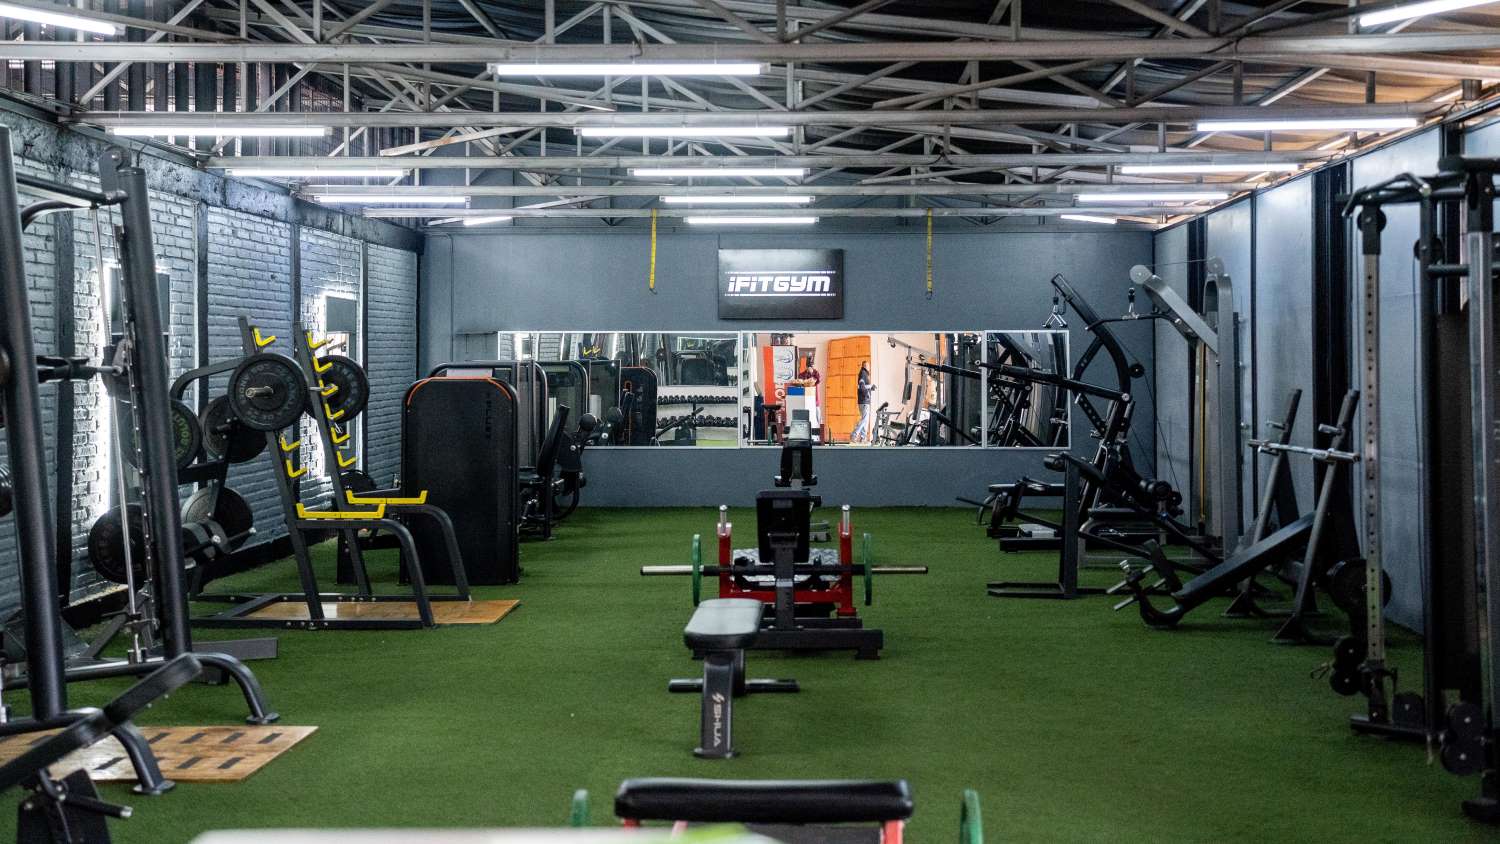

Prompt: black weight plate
xmin=1442 ymin=739 xmax=1485 ymax=776
xmin=341 ymin=470 xmax=376 ymax=494
xmin=87 ymin=504 xmax=148 ymax=585
xmin=319 ymin=355 xmax=369 ymax=421
xmin=171 ymin=399 xmax=202 ymax=470
xmin=182 ymin=486 xmax=255 ymax=551
xmin=1393 ymin=692 xmax=1426 ymax=729
xmin=1326 ymin=560 xmax=1393 ymax=614
xmin=200 ymin=395 xmax=266 ymax=464
xmin=229 ymin=353 xmax=307 ymax=432
xmin=1329 ymin=668 xmax=1361 ymax=697
xmin=1332 ymin=635 xmax=1362 ymax=670
xmin=1448 ymin=701 xmax=1485 ymax=743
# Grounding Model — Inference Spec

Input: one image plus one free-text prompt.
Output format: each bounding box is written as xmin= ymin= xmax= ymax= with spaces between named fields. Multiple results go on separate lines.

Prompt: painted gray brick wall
xmin=364 ymin=244 xmax=419 ymax=488
xmin=297 ymin=228 xmax=362 ymax=508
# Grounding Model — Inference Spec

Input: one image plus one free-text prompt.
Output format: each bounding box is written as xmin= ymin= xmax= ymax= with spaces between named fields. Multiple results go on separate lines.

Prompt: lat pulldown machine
xmin=1336 ymin=156 xmax=1500 ymax=824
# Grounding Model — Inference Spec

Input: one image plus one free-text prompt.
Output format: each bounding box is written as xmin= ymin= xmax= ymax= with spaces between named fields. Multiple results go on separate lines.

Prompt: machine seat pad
xmin=683 ymin=599 xmax=764 ymax=651
xmin=615 ymin=778 xmax=914 ymax=824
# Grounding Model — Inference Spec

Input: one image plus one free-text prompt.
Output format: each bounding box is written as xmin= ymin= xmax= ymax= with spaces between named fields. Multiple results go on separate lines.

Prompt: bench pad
xmin=683 ymin=598 xmax=764 ymax=651
xmin=615 ymin=778 xmax=914 ymax=824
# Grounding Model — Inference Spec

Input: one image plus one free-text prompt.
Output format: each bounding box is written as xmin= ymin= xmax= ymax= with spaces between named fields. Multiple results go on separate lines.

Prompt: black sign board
xmin=717 ymin=248 xmax=844 ymax=320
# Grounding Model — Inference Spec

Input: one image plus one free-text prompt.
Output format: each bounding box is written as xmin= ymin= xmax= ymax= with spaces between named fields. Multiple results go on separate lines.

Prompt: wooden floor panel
xmin=0 ymin=725 xmax=317 ymax=784
xmin=244 ymin=598 xmax=519 ymax=624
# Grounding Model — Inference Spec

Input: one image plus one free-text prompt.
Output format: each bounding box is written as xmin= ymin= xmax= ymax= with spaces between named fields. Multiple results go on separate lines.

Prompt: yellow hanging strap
xmin=648 ymin=208 xmax=658 ymax=294
xmin=924 ymin=208 xmax=934 ymax=300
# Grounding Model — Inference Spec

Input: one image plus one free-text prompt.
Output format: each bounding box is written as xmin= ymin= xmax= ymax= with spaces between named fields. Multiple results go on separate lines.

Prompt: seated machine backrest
xmin=535 ymin=404 xmax=570 ymax=478
xmin=756 ymin=489 xmax=813 ymax=562
xmin=775 ymin=418 xmax=817 ymax=488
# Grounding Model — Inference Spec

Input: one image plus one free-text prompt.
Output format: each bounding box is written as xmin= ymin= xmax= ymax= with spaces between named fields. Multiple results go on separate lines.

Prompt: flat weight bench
xmin=667 ymin=598 xmax=798 ymax=758
xmin=615 ymin=778 xmax=915 ymax=841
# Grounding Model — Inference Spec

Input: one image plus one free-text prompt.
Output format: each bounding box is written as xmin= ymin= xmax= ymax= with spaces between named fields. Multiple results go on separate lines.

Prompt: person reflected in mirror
xmin=792 ymin=354 xmax=822 ymax=442
xmin=851 ymin=360 xmax=875 ymax=445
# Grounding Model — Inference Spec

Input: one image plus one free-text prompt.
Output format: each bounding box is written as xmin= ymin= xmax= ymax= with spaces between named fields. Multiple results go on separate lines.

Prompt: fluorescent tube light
xmin=110 ymin=126 xmax=330 ymax=138
xmin=577 ymin=126 xmax=791 ymax=139
xmin=1196 ymin=117 xmax=1419 ymax=133
xmin=1060 ymin=214 xmax=1118 ymax=225
xmin=661 ymin=195 xmax=813 ymax=205
xmin=0 ymin=2 xmax=118 ymax=35
xmin=1360 ymin=0 xmax=1497 ymax=27
xmin=633 ymin=167 xmax=807 ymax=178
xmin=492 ymin=62 xmax=763 ymax=77
xmin=1077 ymin=192 xmax=1229 ymax=203
xmin=463 ymin=215 xmax=515 ymax=226
xmin=685 ymin=216 xmax=818 ymax=225
xmin=227 ymin=168 xmax=409 ymax=179
xmin=312 ymin=194 xmax=468 ymax=205
xmin=1119 ymin=162 xmax=1300 ymax=174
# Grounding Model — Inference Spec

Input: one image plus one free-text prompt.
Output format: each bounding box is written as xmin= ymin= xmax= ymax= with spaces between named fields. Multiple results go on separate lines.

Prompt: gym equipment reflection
xmin=741 ymin=331 xmax=986 ymax=447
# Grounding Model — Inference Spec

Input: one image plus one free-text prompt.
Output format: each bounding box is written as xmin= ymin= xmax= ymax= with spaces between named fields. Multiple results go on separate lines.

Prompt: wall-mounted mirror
xmin=461 ymin=332 xmax=740 ymax=447
xmin=740 ymin=332 xmax=984 ymax=447
xmin=984 ymin=330 xmax=1071 ymax=449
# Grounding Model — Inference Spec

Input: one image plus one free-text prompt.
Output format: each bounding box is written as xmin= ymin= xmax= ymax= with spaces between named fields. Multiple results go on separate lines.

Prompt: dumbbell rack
xmin=191 ymin=317 xmax=470 ymax=630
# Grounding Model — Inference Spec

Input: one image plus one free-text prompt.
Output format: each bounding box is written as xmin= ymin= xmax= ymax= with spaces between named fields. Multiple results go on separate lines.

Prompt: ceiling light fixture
xmin=110 ymin=126 xmax=330 ymax=138
xmin=1119 ymin=162 xmax=1300 ymax=175
xmin=661 ymin=195 xmax=813 ymax=205
xmin=685 ymin=216 xmax=818 ymax=225
xmin=577 ymin=126 xmax=791 ymax=139
xmin=1077 ymin=191 xmax=1229 ymax=203
xmin=633 ymin=167 xmax=807 ymax=178
xmin=1060 ymin=214 xmax=1119 ymax=225
xmin=1359 ymin=0 xmax=1497 ymax=27
xmin=227 ymin=168 xmax=409 ymax=179
xmin=1196 ymin=117 xmax=1419 ymax=133
xmin=462 ymin=215 xmax=515 ymax=226
xmin=312 ymin=194 xmax=468 ymax=205
xmin=492 ymin=62 xmax=763 ymax=77
xmin=0 ymin=2 xmax=118 ymax=35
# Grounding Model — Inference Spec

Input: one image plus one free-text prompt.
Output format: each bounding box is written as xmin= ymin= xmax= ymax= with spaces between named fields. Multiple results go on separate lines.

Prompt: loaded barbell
xmin=86 ymin=487 xmax=255 ymax=584
xmin=228 ymin=352 xmax=307 ymax=432
xmin=640 ymin=533 xmax=928 ymax=606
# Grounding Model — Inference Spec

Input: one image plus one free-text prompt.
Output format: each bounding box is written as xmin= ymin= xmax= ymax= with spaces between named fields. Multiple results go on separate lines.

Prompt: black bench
xmin=667 ymin=598 xmax=798 ymax=758
xmin=615 ymin=778 xmax=914 ymax=835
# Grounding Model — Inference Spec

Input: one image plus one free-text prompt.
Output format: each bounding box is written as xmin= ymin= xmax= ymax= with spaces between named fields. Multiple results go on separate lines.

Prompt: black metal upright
xmin=0 ymin=128 xmax=67 ymax=720
xmin=103 ymin=150 xmax=195 ymax=660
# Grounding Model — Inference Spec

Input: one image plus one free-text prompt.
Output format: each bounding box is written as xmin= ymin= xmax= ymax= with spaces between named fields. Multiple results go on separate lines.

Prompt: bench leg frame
xmin=669 ymin=648 xmax=798 ymax=759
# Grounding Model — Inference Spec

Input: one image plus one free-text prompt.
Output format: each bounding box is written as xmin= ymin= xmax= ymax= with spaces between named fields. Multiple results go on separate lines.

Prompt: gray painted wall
xmin=1152 ymin=126 xmax=1446 ymax=631
xmin=421 ymin=227 xmax=1156 ymax=506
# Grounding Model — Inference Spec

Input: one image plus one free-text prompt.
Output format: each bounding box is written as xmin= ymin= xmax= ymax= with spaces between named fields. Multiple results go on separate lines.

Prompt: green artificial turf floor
xmin=0 ymin=506 xmax=1487 ymax=843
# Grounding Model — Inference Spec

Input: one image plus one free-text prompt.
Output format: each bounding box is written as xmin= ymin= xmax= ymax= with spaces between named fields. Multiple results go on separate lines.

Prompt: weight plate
xmin=690 ymin=534 xmax=702 ymax=606
xmin=1448 ymin=701 xmax=1485 ymax=743
xmin=319 ymin=355 xmax=369 ymax=421
xmin=170 ymin=399 xmax=202 ymax=470
xmin=87 ymin=504 xmax=148 ymax=585
xmin=228 ymin=353 xmax=307 ymax=432
xmin=201 ymin=395 xmax=267 ymax=464
xmin=1442 ymin=739 xmax=1486 ymax=776
xmin=341 ymin=470 xmax=376 ymax=495
xmin=1332 ymin=635 xmax=1363 ymax=671
xmin=1329 ymin=668 xmax=1361 ymax=697
xmin=1326 ymin=559 xmax=1393 ymax=614
xmin=1393 ymin=692 xmax=1426 ymax=729
xmin=182 ymin=486 xmax=255 ymax=553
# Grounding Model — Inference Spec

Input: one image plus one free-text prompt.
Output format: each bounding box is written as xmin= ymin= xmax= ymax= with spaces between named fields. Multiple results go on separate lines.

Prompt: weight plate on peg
xmin=319 ymin=355 xmax=369 ymax=421
xmin=1326 ymin=559 xmax=1393 ymax=614
xmin=228 ymin=353 xmax=307 ymax=432
xmin=87 ymin=504 xmax=148 ymax=585
xmin=1442 ymin=738 xmax=1485 ymax=776
xmin=182 ymin=486 xmax=255 ymax=553
xmin=1447 ymin=701 xmax=1485 ymax=743
xmin=200 ymin=395 xmax=266 ymax=464
xmin=170 ymin=399 xmax=202 ymax=470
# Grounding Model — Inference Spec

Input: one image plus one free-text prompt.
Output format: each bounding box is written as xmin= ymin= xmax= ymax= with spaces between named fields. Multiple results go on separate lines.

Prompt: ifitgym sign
xmin=717 ymin=248 xmax=845 ymax=320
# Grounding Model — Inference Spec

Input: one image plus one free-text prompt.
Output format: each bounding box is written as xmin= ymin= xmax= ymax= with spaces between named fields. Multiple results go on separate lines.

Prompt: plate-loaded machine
xmin=192 ymin=320 xmax=470 ymax=629
xmin=642 ymin=420 xmax=926 ymax=659
xmin=1335 ymin=156 xmax=1500 ymax=824
xmin=0 ymin=128 xmax=262 ymax=837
